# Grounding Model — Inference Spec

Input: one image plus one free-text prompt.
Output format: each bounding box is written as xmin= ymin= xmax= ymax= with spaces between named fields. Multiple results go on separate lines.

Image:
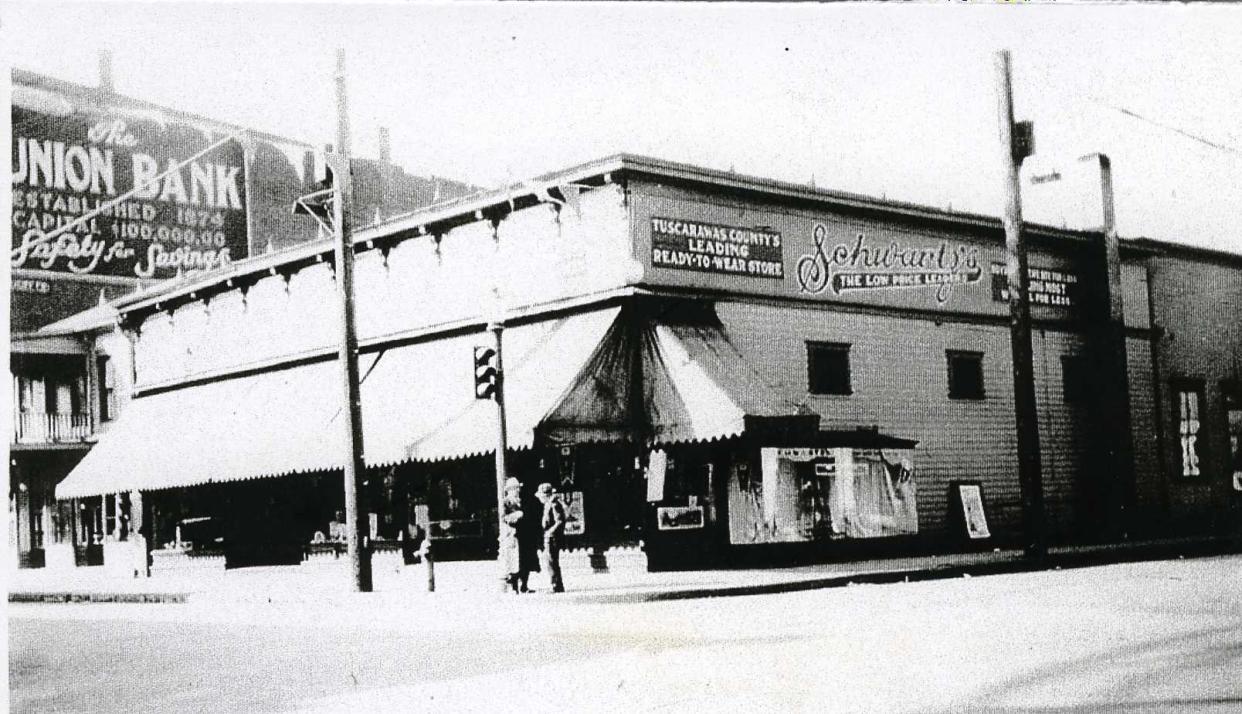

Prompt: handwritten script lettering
xmin=796 ymin=223 xmax=982 ymax=304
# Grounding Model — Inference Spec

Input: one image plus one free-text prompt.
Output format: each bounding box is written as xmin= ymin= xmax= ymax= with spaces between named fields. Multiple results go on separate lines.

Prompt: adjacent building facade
xmin=9 ymin=65 xmax=479 ymax=570
xmin=47 ymin=154 xmax=1242 ymax=573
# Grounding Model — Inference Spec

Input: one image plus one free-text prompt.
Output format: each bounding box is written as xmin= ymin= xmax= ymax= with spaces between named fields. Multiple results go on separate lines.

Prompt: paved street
xmin=10 ymin=556 xmax=1242 ymax=713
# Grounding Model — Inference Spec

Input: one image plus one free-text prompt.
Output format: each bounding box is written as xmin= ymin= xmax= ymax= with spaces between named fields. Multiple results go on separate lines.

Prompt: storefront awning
xmin=56 ymin=307 xmax=623 ymax=498
xmin=539 ymin=316 xmax=812 ymax=447
xmin=56 ymin=360 xmax=344 ymax=499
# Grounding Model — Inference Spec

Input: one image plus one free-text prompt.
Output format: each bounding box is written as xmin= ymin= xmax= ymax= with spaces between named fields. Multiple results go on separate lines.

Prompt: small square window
xmin=1061 ymin=355 xmax=1087 ymax=403
xmin=807 ymin=342 xmax=852 ymax=395
xmin=947 ymin=351 xmax=985 ymax=400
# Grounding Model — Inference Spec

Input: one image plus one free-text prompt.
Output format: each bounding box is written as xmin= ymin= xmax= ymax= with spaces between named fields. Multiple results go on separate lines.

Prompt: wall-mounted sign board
xmin=657 ymin=505 xmax=704 ymax=531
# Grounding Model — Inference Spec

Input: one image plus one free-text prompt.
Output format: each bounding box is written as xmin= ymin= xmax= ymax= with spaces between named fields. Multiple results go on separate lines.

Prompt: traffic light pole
xmin=995 ymin=50 xmax=1047 ymax=561
xmin=490 ymin=322 xmax=511 ymax=590
xmin=332 ymin=49 xmax=372 ymax=592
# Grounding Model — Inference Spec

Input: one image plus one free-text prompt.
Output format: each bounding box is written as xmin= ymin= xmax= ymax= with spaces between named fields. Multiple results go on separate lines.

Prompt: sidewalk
xmin=8 ymin=535 xmax=1236 ymax=607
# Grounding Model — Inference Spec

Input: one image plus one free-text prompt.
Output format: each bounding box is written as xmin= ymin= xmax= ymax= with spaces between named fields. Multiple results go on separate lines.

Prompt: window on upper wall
xmin=947 ymin=350 xmax=985 ymax=400
xmin=807 ymin=342 xmax=852 ymax=395
xmin=1174 ymin=381 xmax=1206 ymax=478
xmin=1061 ymin=355 xmax=1088 ymax=403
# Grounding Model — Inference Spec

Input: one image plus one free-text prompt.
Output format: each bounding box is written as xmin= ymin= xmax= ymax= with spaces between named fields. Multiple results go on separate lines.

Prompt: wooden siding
xmin=714 ymin=300 xmax=1163 ymax=542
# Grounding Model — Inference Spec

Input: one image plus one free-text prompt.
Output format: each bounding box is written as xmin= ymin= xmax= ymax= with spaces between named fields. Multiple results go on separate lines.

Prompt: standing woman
xmin=500 ymin=478 xmax=524 ymax=594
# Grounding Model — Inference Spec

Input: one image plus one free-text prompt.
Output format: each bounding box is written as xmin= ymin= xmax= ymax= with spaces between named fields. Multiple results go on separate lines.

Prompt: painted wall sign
xmin=796 ymin=223 xmax=983 ymax=303
xmin=650 ymin=217 xmax=784 ymax=279
xmin=991 ymin=263 xmax=1079 ymax=308
xmin=11 ymin=105 xmax=249 ymax=279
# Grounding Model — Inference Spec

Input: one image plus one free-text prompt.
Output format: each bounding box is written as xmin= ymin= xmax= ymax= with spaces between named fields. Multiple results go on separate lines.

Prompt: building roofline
xmin=112 ymin=152 xmax=1212 ymax=318
xmin=1123 ymin=236 xmax=1242 ymax=267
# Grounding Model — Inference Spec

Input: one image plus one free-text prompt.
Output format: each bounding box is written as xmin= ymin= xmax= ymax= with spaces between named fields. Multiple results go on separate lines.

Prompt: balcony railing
xmin=13 ymin=412 xmax=93 ymax=444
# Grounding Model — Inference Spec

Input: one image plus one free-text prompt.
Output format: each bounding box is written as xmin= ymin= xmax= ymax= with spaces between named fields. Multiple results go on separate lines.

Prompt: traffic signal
xmin=1012 ymin=121 xmax=1035 ymax=163
xmin=473 ymin=345 xmax=497 ymax=400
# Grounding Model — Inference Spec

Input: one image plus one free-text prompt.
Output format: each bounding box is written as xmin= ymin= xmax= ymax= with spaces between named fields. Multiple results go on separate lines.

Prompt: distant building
xmin=8 ymin=60 xmax=479 ymax=570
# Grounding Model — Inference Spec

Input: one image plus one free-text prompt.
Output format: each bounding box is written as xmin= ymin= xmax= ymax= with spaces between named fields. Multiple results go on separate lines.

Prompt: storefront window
xmin=728 ymin=447 xmax=918 ymax=545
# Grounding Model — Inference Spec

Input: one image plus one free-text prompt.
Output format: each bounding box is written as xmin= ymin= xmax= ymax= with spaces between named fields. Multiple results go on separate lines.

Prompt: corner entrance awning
xmin=366 ymin=307 xmax=622 ymax=464
xmin=539 ymin=316 xmax=814 ymax=447
xmin=56 ymin=307 xmax=622 ymax=498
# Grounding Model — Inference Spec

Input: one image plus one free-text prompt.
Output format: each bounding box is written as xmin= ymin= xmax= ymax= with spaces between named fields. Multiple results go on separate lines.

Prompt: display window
xmin=728 ymin=447 xmax=918 ymax=544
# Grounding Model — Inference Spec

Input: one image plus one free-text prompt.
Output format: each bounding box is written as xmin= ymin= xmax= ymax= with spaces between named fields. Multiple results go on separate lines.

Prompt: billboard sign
xmin=11 ymin=99 xmax=249 ymax=279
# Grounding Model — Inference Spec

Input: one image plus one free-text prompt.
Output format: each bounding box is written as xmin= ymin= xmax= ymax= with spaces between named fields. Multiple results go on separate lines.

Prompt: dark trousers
xmin=541 ymin=539 xmax=564 ymax=592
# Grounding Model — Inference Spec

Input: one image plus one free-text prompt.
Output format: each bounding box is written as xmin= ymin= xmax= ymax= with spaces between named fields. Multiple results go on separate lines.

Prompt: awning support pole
xmin=332 ymin=49 xmax=372 ymax=592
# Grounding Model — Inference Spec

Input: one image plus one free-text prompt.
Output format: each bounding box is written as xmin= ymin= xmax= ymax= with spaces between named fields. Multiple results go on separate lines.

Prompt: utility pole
xmin=995 ymin=50 xmax=1046 ymax=560
xmin=1082 ymin=152 xmax=1136 ymax=540
xmin=332 ymin=49 xmax=372 ymax=592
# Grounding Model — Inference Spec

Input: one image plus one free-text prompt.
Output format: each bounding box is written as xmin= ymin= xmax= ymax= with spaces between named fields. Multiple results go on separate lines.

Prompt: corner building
xmin=56 ymin=155 xmax=1242 ymax=571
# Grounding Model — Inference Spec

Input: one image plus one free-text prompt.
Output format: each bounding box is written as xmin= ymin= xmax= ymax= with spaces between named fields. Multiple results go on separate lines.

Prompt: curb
xmin=571 ymin=538 xmax=1241 ymax=604
xmin=10 ymin=538 xmax=1235 ymax=606
xmin=9 ymin=591 xmax=189 ymax=604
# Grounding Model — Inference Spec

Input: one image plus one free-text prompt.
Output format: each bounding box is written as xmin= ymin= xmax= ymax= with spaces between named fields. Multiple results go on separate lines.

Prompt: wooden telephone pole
xmin=995 ymin=50 xmax=1047 ymax=561
xmin=332 ymin=49 xmax=372 ymax=592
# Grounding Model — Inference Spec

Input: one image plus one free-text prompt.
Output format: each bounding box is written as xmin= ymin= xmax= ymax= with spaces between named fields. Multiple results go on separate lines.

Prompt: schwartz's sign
xmin=11 ymin=102 xmax=248 ymax=279
xmin=796 ymin=222 xmax=983 ymax=304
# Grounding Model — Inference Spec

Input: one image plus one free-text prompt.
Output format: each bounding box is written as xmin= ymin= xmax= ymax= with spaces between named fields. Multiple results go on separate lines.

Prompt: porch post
xmin=112 ymin=493 xmax=123 ymax=540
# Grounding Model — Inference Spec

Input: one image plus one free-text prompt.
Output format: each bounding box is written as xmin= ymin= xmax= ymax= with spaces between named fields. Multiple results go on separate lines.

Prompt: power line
xmin=1089 ymin=97 xmax=1242 ymax=157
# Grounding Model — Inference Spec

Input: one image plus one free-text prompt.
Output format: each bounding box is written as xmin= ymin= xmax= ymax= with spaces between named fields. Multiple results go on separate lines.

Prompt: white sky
xmin=4 ymin=2 xmax=1241 ymax=252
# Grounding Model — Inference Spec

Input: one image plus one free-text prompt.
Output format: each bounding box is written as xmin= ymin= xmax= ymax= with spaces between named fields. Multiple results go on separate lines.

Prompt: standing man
xmin=536 ymin=483 xmax=566 ymax=593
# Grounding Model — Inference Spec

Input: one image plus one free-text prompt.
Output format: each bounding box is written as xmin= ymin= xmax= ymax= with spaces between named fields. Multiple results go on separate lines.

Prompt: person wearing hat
xmin=536 ymin=482 xmax=566 ymax=593
xmin=499 ymin=477 xmax=525 ymax=594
